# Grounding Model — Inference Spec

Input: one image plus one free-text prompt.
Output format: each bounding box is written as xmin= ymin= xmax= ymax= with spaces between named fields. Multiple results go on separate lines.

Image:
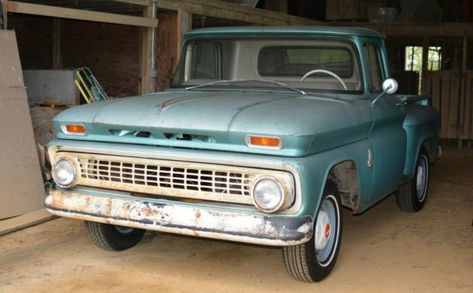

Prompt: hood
xmin=53 ymin=89 xmax=372 ymax=156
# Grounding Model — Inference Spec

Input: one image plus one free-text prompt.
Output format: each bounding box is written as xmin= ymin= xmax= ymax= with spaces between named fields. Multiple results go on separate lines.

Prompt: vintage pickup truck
xmin=46 ymin=27 xmax=440 ymax=282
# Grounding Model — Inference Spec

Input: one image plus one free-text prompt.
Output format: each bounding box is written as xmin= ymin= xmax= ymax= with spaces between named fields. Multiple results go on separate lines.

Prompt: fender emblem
xmin=367 ymin=148 xmax=373 ymax=168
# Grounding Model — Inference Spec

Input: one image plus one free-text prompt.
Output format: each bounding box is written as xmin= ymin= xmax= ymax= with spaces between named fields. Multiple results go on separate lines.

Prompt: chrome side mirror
xmin=371 ymin=78 xmax=399 ymax=106
xmin=382 ymin=78 xmax=398 ymax=95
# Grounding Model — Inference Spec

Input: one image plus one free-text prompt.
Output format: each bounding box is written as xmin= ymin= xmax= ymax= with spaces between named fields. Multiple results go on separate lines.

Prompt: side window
xmin=188 ymin=41 xmax=220 ymax=80
xmin=365 ymin=44 xmax=384 ymax=93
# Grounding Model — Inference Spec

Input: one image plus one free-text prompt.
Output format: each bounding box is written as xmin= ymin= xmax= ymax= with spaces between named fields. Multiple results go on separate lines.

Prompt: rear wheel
xmin=84 ymin=221 xmax=145 ymax=251
xmin=282 ymin=181 xmax=342 ymax=282
xmin=396 ymin=150 xmax=430 ymax=212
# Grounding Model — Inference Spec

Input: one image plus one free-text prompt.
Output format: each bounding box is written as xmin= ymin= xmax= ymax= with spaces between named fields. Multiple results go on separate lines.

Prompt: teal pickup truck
xmin=46 ymin=27 xmax=440 ymax=282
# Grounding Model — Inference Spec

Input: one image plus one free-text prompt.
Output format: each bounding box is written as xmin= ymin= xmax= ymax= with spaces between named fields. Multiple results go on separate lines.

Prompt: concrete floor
xmin=1 ymin=148 xmax=472 ymax=292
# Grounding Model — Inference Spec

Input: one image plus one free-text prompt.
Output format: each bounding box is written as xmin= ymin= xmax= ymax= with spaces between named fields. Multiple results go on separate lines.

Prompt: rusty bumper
xmin=45 ymin=189 xmax=313 ymax=246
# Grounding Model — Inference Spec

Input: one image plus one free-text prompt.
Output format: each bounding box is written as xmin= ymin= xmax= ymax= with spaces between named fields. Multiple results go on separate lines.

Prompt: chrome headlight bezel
xmin=52 ymin=158 xmax=78 ymax=188
xmin=251 ymin=176 xmax=288 ymax=213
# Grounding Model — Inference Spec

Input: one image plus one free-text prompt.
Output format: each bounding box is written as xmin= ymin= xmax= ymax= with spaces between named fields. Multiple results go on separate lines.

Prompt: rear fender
xmin=403 ymin=105 xmax=440 ymax=176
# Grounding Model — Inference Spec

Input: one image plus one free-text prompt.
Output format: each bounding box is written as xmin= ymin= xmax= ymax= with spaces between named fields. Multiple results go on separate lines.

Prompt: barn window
xmin=427 ymin=46 xmax=442 ymax=71
xmin=405 ymin=46 xmax=442 ymax=72
xmin=405 ymin=46 xmax=423 ymax=71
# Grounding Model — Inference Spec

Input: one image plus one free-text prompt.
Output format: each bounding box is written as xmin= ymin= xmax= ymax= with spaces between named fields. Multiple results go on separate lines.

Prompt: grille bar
xmin=81 ymin=160 xmax=252 ymax=195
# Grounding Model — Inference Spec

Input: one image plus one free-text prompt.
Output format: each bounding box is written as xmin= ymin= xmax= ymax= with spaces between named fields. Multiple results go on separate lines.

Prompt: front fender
xmin=296 ymin=139 xmax=372 ymax=217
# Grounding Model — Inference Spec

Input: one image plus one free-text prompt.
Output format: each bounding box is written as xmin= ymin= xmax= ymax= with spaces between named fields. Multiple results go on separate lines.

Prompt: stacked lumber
xmin=29 ymin=106 xmax=67 ymax=147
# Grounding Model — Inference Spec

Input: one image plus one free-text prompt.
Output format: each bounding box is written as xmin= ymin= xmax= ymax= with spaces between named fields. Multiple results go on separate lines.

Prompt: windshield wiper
xmin=185 ymin=79 xmax=307 ymax=96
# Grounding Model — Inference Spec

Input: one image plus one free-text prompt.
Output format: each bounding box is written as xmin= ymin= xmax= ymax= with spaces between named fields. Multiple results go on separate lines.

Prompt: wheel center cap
xmin=324 ymin=224 xmax=331 ymax=239
xmin=315 ymin=211 xmax=331 ymax=250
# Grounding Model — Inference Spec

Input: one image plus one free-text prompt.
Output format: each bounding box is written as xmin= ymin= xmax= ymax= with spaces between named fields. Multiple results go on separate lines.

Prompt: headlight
xmin=52 ymin=158 xmax=77 ymax=188
xmin=252 ymin=177 xmax=286 ymax=213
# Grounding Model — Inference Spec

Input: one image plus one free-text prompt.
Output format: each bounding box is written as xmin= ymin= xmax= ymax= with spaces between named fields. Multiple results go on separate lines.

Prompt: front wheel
xmin=282 ymin=181 xmax=342 ymax=282
xmin=85 ymin=221 xmax=145 ymax=251
xmin=396 ymin=150 xmax=430 ymax=212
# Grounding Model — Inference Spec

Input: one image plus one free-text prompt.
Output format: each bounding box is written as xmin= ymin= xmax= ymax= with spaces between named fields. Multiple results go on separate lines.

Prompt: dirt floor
xmin=0 ymin=147 xmax=472 ymax=292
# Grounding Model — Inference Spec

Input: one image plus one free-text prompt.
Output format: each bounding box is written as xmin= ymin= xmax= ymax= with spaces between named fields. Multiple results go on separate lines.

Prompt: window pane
xmin=189 ymin=41 xmax=219 ymax=79
xmin=405 ymin=46 xmax=423 ymax=72
xmin=173 ymin=38 xmax=362 ymax=92
xmin=366 ymin=44 xmax=383 ymax=92
xmin=427 ymin=46 xmax=442 ymax=71
xmin=258 ymin=47 xmax=353 ymax=78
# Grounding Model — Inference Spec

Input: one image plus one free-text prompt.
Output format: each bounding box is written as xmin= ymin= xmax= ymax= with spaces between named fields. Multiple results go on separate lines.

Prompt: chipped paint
xmin=46 ymin=189 xmax=313 ymax=246
xmin=296 ymin=222 xmax=312 ymax=234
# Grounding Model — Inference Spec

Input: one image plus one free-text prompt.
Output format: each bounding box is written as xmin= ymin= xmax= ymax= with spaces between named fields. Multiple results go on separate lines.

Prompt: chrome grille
xmin=54 ymin=152 xmax=294 ymax=205
xmin=79 ymin=159 xmax=251 ymax=197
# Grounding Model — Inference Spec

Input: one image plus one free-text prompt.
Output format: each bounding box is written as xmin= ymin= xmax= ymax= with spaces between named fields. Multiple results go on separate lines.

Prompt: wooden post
xmin=0 ymin=0 xmax=7 ymax=29
xmin=462 ymin=35 xmax=468 ymax=71
xmin=140 ymin=3 xmax=156 ymax=94
xmin=421 ymin=38 xmax=429 ymax=72
xmin=52 ymin=18 xmax=62 ymax=69
xmin=459 ymin=35 xmax=468 ymax=147
xmin=177 ymin=8 xmax=191 ymax=60
xmin=156 ymin=10 xmax=179 ymax=91
xmin=421 ymin=37 xmax=429 ymax=95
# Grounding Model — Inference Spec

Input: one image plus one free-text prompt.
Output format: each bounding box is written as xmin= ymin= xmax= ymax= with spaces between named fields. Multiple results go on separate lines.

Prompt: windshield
xmin=172 ymin=38 xmax=362 ymax=92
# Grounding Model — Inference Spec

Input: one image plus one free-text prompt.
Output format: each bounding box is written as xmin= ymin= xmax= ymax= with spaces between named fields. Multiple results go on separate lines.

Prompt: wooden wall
xmin=9 ymin=15 xmax=142 ymax=98
xmin=61 ymin=20 xmax=141 ymax=97
xmin=423 ymin=71 xmax=473 ymax=140
xmin=156 ymin=10 xmax=179 ymax=91
xmin=9 ymin=15 xmax=53 ymax=69
xmin=9 ymin=11 xmax=183 ymax=97
xmin=325 ymin=0 xmax=361 ymax=20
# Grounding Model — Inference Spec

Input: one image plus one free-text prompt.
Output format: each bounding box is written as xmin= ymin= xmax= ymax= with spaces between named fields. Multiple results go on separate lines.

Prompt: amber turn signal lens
xmin=64 ymin=124 xmax=86 ymax=135
xmin=248 ymin=136 xmax=281 ymax=148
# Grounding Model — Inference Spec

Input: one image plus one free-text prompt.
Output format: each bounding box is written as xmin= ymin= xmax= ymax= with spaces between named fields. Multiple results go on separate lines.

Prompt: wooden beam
xmin=332 ymin=22 xmax=473 ymax=37
xmin=7 ymin=1 xmax=158 ymax=28
xmin=157 ymin=0 xmax=320 ymax=26
xmin=112 ymin=0 xmax=151 ymax=6
xmin=177 ymin=9 xmax=192 ymax=58
xmin=0 ymin=209 xmax=55 ymax=237
xmin=139 ymin=4 xmax=156 ymax=94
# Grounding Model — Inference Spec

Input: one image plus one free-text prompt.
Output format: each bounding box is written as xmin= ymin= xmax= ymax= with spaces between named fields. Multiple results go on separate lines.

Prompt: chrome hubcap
xmin=315 ymin=194 xmax=339 ymax=267
xmin=416 ymin=155 xmax=428 ymax=202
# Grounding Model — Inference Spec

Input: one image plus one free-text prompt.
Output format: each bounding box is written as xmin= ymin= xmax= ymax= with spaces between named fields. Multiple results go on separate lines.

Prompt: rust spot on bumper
xmin=45 ymin=189 xmax=313 ymax=246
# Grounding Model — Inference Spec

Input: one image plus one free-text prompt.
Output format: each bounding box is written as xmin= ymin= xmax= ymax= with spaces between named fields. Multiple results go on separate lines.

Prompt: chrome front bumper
xmin=45 ymin=189 xmax=313 ymax=246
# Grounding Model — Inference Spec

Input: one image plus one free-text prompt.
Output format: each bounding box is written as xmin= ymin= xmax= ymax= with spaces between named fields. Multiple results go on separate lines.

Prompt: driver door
xmin=365 ymin=39 xmax=407 ymax=203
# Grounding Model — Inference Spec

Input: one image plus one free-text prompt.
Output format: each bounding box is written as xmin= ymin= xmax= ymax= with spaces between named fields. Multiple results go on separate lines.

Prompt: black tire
xmin=396 ymin=150 xmax=430 ymax=212
xmin=84 ymin=221 xmax=145 ymax=251
xmin=282 ymin=181 xmax=343 ymax=282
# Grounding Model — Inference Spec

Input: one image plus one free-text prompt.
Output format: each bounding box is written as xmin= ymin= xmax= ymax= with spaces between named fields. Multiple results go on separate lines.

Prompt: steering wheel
xmin=300 ymin=69 xmax=348 ymax=91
